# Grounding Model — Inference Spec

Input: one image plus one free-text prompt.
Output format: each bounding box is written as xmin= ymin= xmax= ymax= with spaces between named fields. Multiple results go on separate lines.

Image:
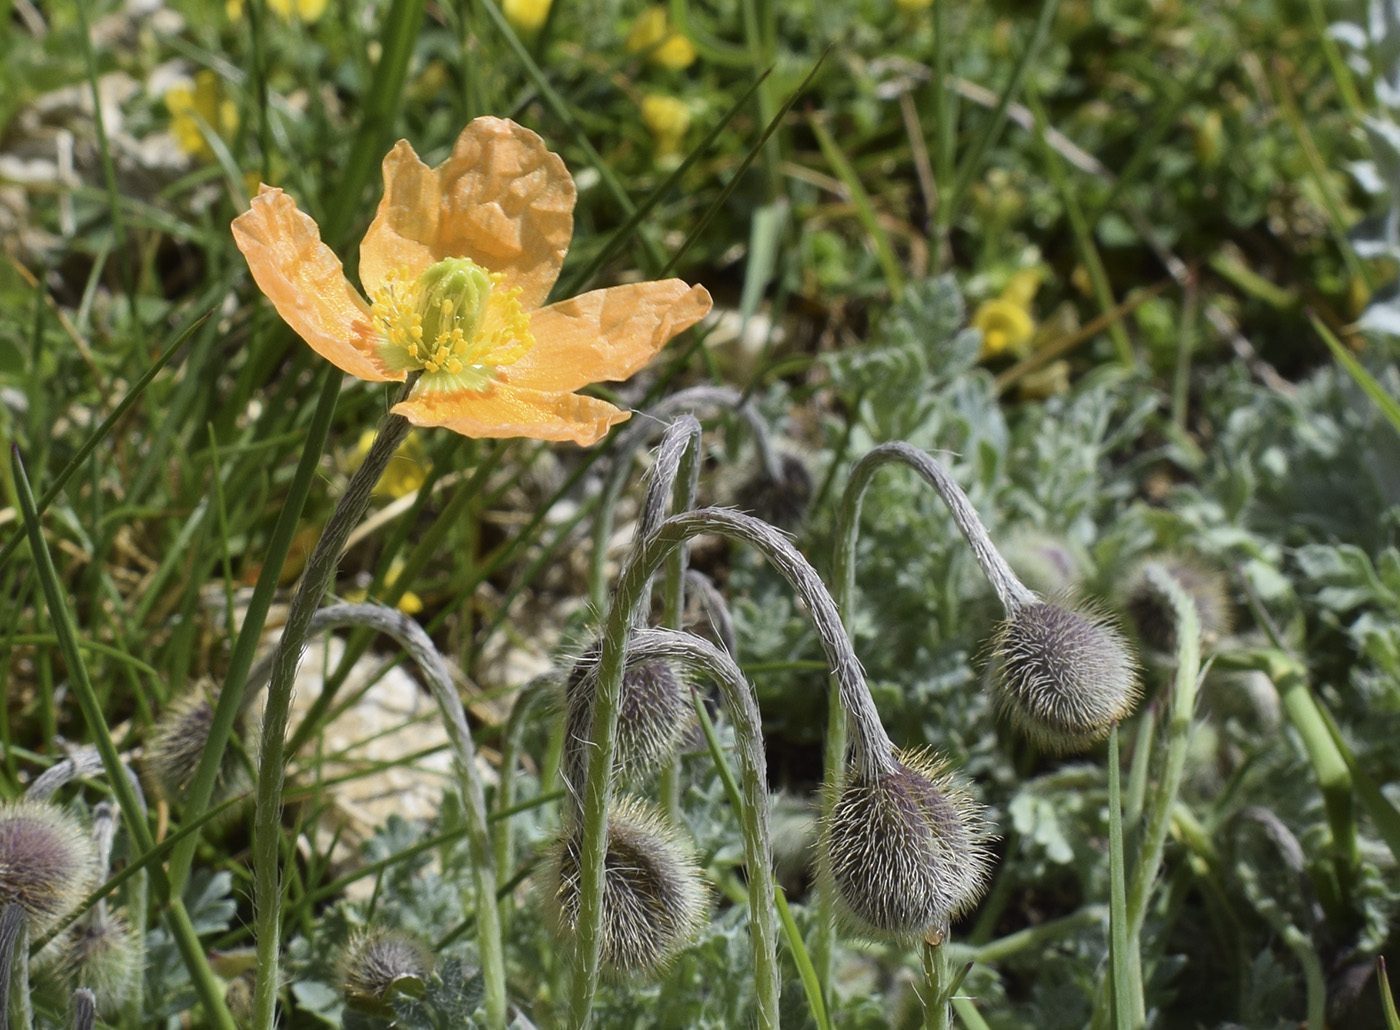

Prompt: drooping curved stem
xmin=629 ymin=627 xmax=779 ymax=1029
xmin=589 ymin=388 xmax=782 ymax=612
xmin=817 ymin=441 xmax=1036 ymax=994
xmin=567 ymin=506 xmax=891 ymax=1029
xmin=248 ymin=601 xmax=506 ymax=1029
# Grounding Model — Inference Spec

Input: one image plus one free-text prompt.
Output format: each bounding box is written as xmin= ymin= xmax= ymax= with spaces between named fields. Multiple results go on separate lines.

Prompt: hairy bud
xmin=1124 ymin=553 xmax=1232 ymax=652
xmin=341 ymin=926 xmax=434 ymax=1011
xmin=735 ymin=452 xmax=813 ymax=531
xmin=0 ymin=800 xmax=97 ymax=935
xmin=991 ymin=597 xmax=1140 ymax=753
xmin=566 ymin=653 xmax=695 ymax=786
xmin=545 ymin=797 xmax=709 ymax=977
xmin=48 ymin=909 xmax=142 ymax=1014
xmin=144 ymin=680 xmax=255 ymax=808
xmin=820 ymin=750 xmax=992 ymax=943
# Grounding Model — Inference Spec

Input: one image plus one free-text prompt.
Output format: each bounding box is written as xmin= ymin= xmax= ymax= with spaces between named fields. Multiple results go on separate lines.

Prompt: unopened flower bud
xmin=545 ymin=798 xmax=708 ymax=977
xmin=0 ymin=800 xmax=97 ymax=935
xmin=735 ymin=452 xmax=813 ymax=531
xmin=144 ymin=680 xmax=255 ymax=808
xmin=1124 ymin=554 xmax=1232 ymax=653
xmin=341 ymin=926 xmax=433 ymax=1010
xmin=820 ymin=751 xmax=992 ymax=943
xmin=50 ymin=909 xmax=142 ymax=1014
xmin=567 ymin=653 xmax=695 ymax=786
xmin=991 ymin=597 xmax=1139 ymax=753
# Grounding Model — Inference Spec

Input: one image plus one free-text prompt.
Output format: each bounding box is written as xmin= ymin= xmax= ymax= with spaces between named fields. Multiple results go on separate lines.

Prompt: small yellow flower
xmin=165 ymin=70 xmax=238 ymax=161
xmin=504 ymin=0 xmax=552 ymax=34
xmin=895 ymin=0 xmax=933 ymax=11
xmin=343 ymin=559 xmax=424 ymax=615
xmin=232 ymin=117 xmax=711 ymax=444
xmin=972 ymin=298 xmax=1034 ymax=359
xmin=353 ymin=428 xmax=431 ymax=498
xmin=229 ymin=0 xmax=327 ymax=21
xmin=641 ymin=95 xmax=691 ymax=160
xmin=626 ymin=7 xmax=697 ymax=70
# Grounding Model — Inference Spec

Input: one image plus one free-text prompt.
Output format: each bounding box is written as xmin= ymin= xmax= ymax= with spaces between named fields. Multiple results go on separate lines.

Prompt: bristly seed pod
xmin=991 ymin=596 xmax=1140 ymax=753
xmin=0 ymin=799 xmax=97 ymax=935
xmin=819 ymin=750 xmax=992 ymax=944
xmin=1124 ymin=553 xmax=1233 ymax=652
xmin=50 ymin=909 xmax=142 ymax=1014
xmin=144 ymin=680 xmax=255 ymax=807
xmin=340 ymin=926 xmax=434 ymax=1011
xmin=566 ymin=653 xmax=695 ymax=787
xmin=545 ymin=797 xmax=709 ymax=978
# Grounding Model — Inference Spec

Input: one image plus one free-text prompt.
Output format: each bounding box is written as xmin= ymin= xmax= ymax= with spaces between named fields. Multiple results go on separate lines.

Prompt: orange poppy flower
xmin=231 ymin=117 xmax=712 ymax=445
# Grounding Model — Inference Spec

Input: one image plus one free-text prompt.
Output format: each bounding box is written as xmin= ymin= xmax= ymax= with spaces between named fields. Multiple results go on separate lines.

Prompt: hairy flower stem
xmin=819 ymin=442 xmax=1033 ymax=995
xmin=1090 ymin=564 xmax=1200 ymax=1030
xmin=589 ymin=389 xmax=781 ymax=612
xmin=920 ymin=936 xmax=953 ymax=1030
xmin=250 ymin=602 xmax=507 ymax=1028
xmin=251 ymin=389 xmax=432 ymax=1030
xmin=568 ymin=506 xmax=892 ymax=1029
xmin=630 ymin=627 xmax=779 ymax=1029
xmin=1 ymin=904 xmax=23 ymax=1030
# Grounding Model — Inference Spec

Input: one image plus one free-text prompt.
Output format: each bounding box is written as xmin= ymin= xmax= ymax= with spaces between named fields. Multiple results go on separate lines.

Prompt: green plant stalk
xmin=775 ymin=886 xmax=832 ymax=1030
xmin=249 ymin=403 xmax=417 ymax=1030
xmin=810 ymin=116 xmax=905 ymax=302
xmin=951 ymin=995 xmax=993 ymax=1030
xmin=636 ymin=627 xmax=779 ymax=1030
xmin=570 ymin=507 xmax=892 ymax=1028
xmin=921 ymin=938 xmax=952 ymax=1030
xmin=943 ymin=0 xmax=1061 ymax=227
xmin=1123 ymin=707 xmax=1156 ymax=857
xmin=1122 ymin=567 xmax=1201 ymax=1024
xmin=1316 ymin=700 xmax=1400 ymax=866
xmin=1107 ymin=724 xmax=1137 ymax=1030
xmin=1027 ymin=88 xmax=1135 ymax=368
xmin=956 ymin=904 xmax=1106 ymax=965
xmin=11 ymin=450 xmax=237 ymax=1030
xmin=1273 ymin=660 xmax=1359 ymax=879
xmin=323 ymin=0 xmax=425 ymax=246
xmin=930 ymin=0 xmax=955 ymax=270
xmin=170 ymin=366 xmax=342 ymax=892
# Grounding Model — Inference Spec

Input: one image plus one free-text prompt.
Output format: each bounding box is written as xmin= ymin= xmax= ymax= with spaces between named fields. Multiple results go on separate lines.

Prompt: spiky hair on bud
xmin=1123 ymin=553 xmax=1233 ymax=653
xmin=0 ymin=799 xmax=97 ymax=935
xmin=143 ymin=679 xmax=255 ymax=807
xmin=991 ymin=596 xmax=1140 ymax=753
xmin=46 ymin=909 xmax=142 ymax=1015
xmin=544 ymin=797 xmax=709 ymax=978
xmin=566 ymin=653 xmax=695 ymax=786
xmin=340 ymin=926 xmax=434 ymax=1010
xmin=819 ymin=750 xmax=993 ymax=944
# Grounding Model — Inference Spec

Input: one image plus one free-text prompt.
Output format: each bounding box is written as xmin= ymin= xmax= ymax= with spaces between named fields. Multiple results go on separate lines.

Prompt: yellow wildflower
xmin=504 ymin=0 xmax=552 ymax=34
xmin=1017 ymin=359 xmax=1071 ymax=400
xmin=895 ymin=0 xmax=933 ymax=11
xmin=344 ymin=559 xmax=424 ymax=615
xmin=231 ymin=117 xmax=711 ymax=444
xmin=972 ymin=298 xmax=1034 ymax=359
xmin=227 ymin=0 xmax=327 ymax=21
xmin=641 ymin=95 xmax=691 ymax=161
xmin=626 ymin=7 xmax=697 ymax=70
xmin=165 ymin=70 xmax=238 ymax=161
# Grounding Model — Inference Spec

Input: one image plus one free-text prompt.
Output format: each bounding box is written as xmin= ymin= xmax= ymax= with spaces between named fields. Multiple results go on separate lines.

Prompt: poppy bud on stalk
xmin=820 ymin=750 xmax=992 ymax=943
xmin=545 ymin=797 xmax=708 ymax=977
xmin=566 ymin=653 xmax=695 ymax=787
xmin=1124 ymin=554 xmax=1232 ymax=653
xmin=340 ymin=926 xmax=434 ymax=1010
xmin=0 ymin=800 xmax=97 ymax=936
xmin=991 ymin=596 xmax=1139 ymax=753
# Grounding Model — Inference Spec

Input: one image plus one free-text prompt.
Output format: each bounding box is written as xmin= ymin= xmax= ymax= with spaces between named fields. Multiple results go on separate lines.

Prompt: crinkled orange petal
xmin=509 ymin=280 xmax=712 ymax=393
xmin=232 ymin=186 xmax=401 ymax=382
xmin=359 ymin=140 xmax=441 ymax=295
xmin=392 ymin=382 xmax=629 ymax=445
xmin=433 ymin=117 xmax=575 ymax=310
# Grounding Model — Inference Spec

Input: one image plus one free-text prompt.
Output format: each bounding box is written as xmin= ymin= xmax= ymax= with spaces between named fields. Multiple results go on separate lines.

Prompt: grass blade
xmin=1311 ymin=312 xmax=1400 ymax=439
xmin=775 ymin=885 xmax=832 ymax=1030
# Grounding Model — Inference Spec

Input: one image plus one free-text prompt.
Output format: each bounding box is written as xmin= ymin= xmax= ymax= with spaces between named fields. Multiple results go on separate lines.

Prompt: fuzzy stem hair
xmin=568 ymin=505 xmax=890 ymax=1030
xmin=630 ymin=627 xmax=779 ymax=1029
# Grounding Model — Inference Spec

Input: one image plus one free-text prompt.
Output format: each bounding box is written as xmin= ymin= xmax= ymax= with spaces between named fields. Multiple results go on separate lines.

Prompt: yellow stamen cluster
xmin=370 ymin=258 xmax=535 ymax=385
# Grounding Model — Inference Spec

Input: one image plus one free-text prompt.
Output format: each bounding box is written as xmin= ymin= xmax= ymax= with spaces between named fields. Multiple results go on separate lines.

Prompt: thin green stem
xmin=1107 ymin=724 xmax=1137 ymax=1030
xmin=920 ymin=938 xmax=952 ymax=1030
xmin=249 ymin=400 xmax=415 ymax=1030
